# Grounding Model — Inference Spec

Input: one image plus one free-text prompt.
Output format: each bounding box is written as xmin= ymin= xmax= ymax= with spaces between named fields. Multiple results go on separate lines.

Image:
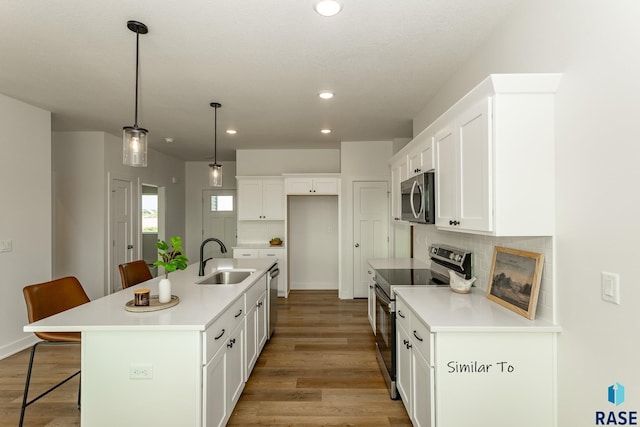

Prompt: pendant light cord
xmin=214 ymin=105 xmax=217 ymax=164
xmin=134 ymin=30 xmax=140 ymax=128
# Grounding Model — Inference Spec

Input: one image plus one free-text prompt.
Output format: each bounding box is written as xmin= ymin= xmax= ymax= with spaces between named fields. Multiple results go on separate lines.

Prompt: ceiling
xmin=0 ymin=0 xmax=521 ymax=161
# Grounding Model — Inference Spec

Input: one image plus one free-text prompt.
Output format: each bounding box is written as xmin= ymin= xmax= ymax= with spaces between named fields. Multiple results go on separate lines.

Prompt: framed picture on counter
xmin=486 ymin=246 xmax=544 ymax=320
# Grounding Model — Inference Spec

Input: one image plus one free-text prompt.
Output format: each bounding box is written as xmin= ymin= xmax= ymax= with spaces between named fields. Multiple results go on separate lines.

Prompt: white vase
xmin=158 ymin=278 xmax=172 ymax=303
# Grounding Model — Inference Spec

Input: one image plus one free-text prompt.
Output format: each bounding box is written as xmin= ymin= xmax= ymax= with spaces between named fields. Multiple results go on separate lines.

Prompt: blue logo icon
xmin=609 ymin=382 xmax=625 ymax=406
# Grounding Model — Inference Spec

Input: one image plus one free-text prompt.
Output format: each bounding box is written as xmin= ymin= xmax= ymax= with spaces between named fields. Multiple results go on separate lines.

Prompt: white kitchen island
xmin=23 ymin=259 xmax=276 ymax=427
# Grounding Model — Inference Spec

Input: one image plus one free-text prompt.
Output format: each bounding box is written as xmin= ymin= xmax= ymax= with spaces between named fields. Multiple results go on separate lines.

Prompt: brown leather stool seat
xmin=20 ymin=276 xmax=90 ymax=427
xmin=118 ymin=259 xmax=153 ymax=289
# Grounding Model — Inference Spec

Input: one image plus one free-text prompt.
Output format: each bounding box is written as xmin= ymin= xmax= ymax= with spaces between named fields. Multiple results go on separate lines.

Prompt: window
xmin=210 ymin=195 xmax=233 ymax=212
xmin=142 ymin=194 xmax=158 ymax=232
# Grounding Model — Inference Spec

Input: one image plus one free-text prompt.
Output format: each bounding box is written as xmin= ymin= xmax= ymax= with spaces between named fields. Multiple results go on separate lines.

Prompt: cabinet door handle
xmin=214 ymin=329 xmax=225 ymax=340
xmin=413 ymin=330 xmax=424 ymax=342
xmin=397 ymin=310 xmax=405 ymax=319
xmin=235 ymin=309 xmax=243 ymax=318
xmin=354 ymin=243 xmax=360 ymax=248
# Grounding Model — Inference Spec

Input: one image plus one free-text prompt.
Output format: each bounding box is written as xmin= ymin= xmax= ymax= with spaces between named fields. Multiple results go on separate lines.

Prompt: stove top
xmin=375 ymin=268 xmax=437 ymax=286
xmin=374 ymin=268 xmax=449 ymax=299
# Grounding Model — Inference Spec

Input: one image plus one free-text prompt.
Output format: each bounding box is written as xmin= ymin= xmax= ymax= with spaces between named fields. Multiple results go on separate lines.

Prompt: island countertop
xmin=23 ymin=259 xmax=276 ymax=333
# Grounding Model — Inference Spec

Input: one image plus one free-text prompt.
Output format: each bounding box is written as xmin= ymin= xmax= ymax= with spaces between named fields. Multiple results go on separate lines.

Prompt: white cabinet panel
xmin=285 ymin=176 xmax=339 ymax=195
xmin=237 ymin=178 xmax=284 ymax=220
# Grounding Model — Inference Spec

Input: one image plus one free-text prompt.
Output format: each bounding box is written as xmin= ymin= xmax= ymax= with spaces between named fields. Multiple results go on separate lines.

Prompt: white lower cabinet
xmin=201 ymin=274 xmax=269 ymax=427
xmin=396 ymin=298 xmax=434 ymax=427
xmin=203 ymin=345 xmax=226 ymax=427
xmin=226 ymin=319 xmax=245 ymax=409
xmin=245 ymin=275 xmax=268 ymax=379
xmin=234 ymin=248 xmax=288 ymax=297
xmin=395 ymin=292 xmax=556 ymax=427
xmin=366 ymin=268 xmax=375 ymax=333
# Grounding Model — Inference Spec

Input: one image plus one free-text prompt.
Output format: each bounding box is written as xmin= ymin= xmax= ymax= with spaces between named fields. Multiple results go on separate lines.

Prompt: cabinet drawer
xmin=395 ymin=298 xmax=411 ymax=332
xmin=246 ymin=274 xmax=267 ymax=308
xmin=203 ymin=314 xmax=229 ymax=364
xmin=411 ymin=316 xmax=433 ymax=364
xmin=233 ymin=249 xmax=259 ymax=258
xmin=228 ymin=297 xmax=245 ymax=332
xmin=258 ymin=248 xmax=283 ymax=259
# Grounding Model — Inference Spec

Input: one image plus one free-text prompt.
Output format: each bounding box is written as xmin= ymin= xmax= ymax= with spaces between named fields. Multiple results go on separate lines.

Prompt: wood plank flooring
xmin=0 ymin=290 xmax=410 ymax=426
xmin=228 ymin=290 xmax=411 ymax=426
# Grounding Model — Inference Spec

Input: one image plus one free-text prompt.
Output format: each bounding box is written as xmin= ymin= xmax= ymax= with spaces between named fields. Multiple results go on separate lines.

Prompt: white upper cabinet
xmin=435 ymin=98 xmax=492 ymax=232
xmin=237 ymin=177 xmax=284 ymax=220
xmin=284 ymin=175 xmax=340 ymax=195
xmin=430 ymin=73 xmax=561 ymax=236
xmin=407 ymin=131 xmax=434 ymax=178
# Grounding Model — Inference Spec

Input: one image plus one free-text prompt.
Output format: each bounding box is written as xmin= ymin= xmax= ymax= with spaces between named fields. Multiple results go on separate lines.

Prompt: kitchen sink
xmin=196 ymin=270 xmax=254 ymax=285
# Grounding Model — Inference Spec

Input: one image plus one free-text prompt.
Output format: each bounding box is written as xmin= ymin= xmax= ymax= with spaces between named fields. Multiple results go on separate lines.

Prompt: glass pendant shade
xmin=123 ymin=20 xmax=149 ymax=167
xmin=209 ymin=163 xmax=223 ymax=187
xmin=123 ymin=126 xmax=148 ymax=167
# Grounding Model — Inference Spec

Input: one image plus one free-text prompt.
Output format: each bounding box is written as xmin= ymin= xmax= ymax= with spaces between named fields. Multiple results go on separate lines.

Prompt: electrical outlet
xmin=129 ymin=364 xmax=153 ymax=379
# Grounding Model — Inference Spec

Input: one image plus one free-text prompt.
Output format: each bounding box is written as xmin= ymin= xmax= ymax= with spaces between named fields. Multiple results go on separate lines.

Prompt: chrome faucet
xmin=199 ymin=237 xmax=228 ymax=276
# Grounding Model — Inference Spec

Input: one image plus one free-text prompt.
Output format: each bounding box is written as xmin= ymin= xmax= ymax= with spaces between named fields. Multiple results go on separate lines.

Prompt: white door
xmin=111 ymin=178 xmax=133 ymax=294
xmin=353 ymin=181 xmax=389 ymax=298
xmin=202 ymin=189 xmax=237 ymax=259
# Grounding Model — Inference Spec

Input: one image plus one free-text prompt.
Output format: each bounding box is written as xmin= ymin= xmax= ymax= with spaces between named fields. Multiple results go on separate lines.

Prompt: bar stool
xmin=20 ymin=276 xmax=90 ymax=427
xmin=118 ymin=259 xmax=153 ymax=289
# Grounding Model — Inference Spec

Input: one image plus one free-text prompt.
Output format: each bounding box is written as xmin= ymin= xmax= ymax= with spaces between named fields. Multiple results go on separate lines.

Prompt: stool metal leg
xmin=19 ymin=342 xmax=81 ymax=427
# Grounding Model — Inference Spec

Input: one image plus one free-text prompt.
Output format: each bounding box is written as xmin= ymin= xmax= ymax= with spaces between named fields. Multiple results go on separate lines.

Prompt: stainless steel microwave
xmin=401 ymin=172 xmax=435 ymax=223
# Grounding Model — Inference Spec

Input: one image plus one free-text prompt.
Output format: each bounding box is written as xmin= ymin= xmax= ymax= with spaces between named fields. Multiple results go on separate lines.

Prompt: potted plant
xmin=154 ymin=236 xmax=189 ymax=303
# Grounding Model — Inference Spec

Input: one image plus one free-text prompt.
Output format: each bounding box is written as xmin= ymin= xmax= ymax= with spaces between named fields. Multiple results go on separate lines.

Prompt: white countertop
xmin=233 ymin=243 xmax=285 ymax=249
xmin=23 ymin=259 xmax=276 ymax=333
xmin=367 ymin=257 xmax=430 ymax=270
xmin=394 ymin=287 xmax=561 ymax=333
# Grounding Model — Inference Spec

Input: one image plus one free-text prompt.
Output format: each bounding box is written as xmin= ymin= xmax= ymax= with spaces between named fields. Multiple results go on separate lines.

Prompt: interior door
xmin=111 ymin=178 xmax=133 ymax=294
xmin=202 ymin=189 xmax=237 ymax=259
xmin=353 ymin=181 xmax=389 ymax=298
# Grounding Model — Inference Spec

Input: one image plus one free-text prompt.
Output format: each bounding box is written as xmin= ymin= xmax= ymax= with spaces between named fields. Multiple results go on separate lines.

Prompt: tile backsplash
xmin=237 ymin=221 xmax=285 ymax=245
xmin=412 ymin=225 xmax=554 ymax=323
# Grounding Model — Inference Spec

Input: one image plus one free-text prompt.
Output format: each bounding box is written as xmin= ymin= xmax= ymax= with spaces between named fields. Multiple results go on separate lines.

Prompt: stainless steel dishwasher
xmin=267 ymin=265 xmax=279 ymax=339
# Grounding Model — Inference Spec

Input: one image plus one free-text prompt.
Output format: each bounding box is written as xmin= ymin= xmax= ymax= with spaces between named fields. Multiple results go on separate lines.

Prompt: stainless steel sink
xmin=196 ymin=270 xmax=253 ymax=285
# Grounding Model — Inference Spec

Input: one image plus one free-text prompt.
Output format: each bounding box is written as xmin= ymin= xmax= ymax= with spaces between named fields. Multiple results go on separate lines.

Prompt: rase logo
xmin=596 ymin=382 xmax=637 ymax=425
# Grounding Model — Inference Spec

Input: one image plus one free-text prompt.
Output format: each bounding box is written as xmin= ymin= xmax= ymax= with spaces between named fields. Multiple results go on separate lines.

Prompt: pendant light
xmin=123 ymin=20 xmax=149 ymax=167
xmin=209 ymin=102 xmax=223 ymax=187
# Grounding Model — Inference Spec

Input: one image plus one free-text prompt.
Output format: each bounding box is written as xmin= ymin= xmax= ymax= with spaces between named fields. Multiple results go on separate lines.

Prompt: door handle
xmin=354 ymin=243 xmax=360 ymax=248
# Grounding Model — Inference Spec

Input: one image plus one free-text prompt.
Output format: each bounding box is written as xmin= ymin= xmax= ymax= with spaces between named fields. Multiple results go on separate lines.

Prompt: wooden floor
xmin=0 ymin=290 xmax=410 ymax=426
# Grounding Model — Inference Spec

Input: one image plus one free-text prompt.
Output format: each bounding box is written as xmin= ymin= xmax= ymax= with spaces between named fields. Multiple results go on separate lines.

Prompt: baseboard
xmin=0 ymin=335 xmax=38 ymax=361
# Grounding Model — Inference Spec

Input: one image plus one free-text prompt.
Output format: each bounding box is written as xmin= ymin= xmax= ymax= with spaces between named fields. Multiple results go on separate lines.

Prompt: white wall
xmin=288 ymin=196 xmax=339 ymax=290
xmin=412 ymin=1 xmax=640 ymax=423
xmin=236 ymin=149 xmax=340 ymax=175
xmin=340 ymin=141 xmax=393 ymax=298
xmin=184 ymin=161 xmax=236 ymax=262
xmin=0 ymin=94 xmax=51 ymax=358
xmin=53 ymin=131 xmax=185 ymax=297
xmin=52 ymin=132 xmax=107 ymax=299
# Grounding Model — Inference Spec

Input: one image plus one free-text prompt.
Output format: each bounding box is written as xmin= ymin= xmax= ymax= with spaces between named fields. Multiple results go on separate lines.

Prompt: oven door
xmin=374 ymin=284 xmax=398 ymax=399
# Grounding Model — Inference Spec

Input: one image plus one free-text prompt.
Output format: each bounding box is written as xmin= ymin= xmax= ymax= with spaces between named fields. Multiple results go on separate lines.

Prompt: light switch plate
xmin=0 ymin=240 xmax=12 ymax=253
xmin=601 ymin=272 xmax=620 ymax=304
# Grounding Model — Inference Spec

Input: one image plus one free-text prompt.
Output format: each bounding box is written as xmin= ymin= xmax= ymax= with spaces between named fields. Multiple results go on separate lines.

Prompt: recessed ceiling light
xmin=313 ymin=0 xmax=343 ymax=17
xmin=226 ymin=129 xmax=237 ymax=135
xmin=319 ymin=91 xmax=334 ymax=99
xmin=321 ymin=129 xmax=332 ymax=134
xmin=164 ymin=137 xmax=174 ymax=143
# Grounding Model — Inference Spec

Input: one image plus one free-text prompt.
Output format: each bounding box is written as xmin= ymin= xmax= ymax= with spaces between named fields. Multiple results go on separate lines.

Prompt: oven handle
xmin=374 ymin=283 xmax=392 ymax=308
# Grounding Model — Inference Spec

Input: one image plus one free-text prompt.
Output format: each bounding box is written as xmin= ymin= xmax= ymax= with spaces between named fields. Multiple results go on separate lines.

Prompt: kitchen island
xmin=23 ymin=259 xmax=276 ymax=427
